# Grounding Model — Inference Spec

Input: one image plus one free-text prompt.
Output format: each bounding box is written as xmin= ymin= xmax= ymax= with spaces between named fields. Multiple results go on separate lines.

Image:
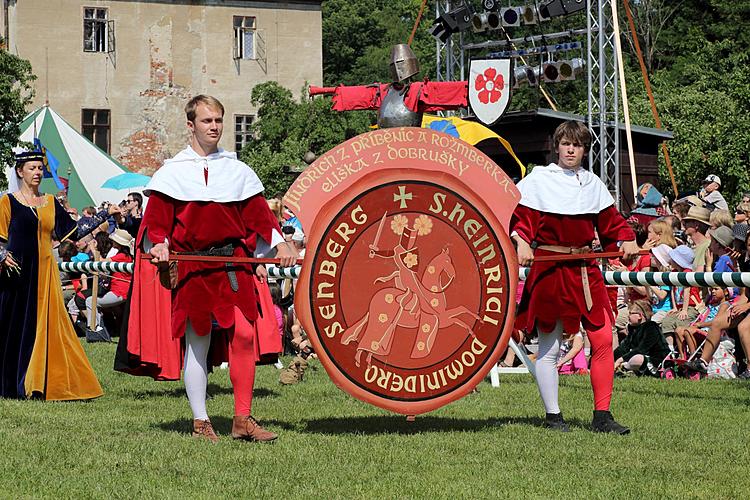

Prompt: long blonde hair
xmin=649 ymin=220 xmax=677 ymax=248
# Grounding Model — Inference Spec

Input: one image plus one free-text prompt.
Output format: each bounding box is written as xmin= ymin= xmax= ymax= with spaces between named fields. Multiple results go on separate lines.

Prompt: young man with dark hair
xmin=512 ymin=120 xmax=639 ymax=434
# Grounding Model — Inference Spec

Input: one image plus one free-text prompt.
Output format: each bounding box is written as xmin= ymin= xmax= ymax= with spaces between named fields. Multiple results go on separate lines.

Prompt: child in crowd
xmin=660 ymin=245 xmax=702 ymax=345
xmin=646 ymin=244 xmax=674 ymax=325
xmin=557 ymin=330 xmax=588 ymax=375
xmin=614 ymin=300 xmax=671 ymax=377
xmin=675 ymin=287 xmax=732 ymax=357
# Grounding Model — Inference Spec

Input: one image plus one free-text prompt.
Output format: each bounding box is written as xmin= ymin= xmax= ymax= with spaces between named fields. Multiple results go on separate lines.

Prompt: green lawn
xmin=2 ymin=342 xmax=749 ymax=499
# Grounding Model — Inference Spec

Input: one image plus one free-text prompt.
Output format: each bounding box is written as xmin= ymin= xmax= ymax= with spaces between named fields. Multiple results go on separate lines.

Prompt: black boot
xmin=543 ymin=412 xmax=570 ymax=432
xmin=591 ymin=410 xmax=630 ymax=435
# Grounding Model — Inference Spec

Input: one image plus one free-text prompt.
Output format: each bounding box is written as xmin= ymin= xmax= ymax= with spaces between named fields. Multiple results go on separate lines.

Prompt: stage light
xmin=542 ymin=62 xmax=560 ymax=82
xmin=500 ymin=7 xmax=521 ymax=27
xmin=429 ymin=5 xmax=472 ymax=42
xmin=520 ymin=6 xmax=537 ymax=25
xmin=539 ymin=0 xmax=585 ymax=19
xmin=513 ymin=65 xmax=539 ymax=88
xmin=557 ymin=57 xmax=585 ymax=80
xmin=482 ymin=0 xmax=499 ymax=10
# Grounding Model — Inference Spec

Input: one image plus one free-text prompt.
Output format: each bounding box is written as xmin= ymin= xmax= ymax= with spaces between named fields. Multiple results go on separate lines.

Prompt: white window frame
xmin=233 ymin=16 xmax=257 ymax=60
xmin=83 ymin=7 xmax=110 ymax=53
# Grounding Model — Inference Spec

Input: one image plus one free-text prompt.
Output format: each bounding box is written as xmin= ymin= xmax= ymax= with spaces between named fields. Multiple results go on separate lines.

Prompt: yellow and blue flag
xmin=421 ymin=115 xmax=526 ymax=177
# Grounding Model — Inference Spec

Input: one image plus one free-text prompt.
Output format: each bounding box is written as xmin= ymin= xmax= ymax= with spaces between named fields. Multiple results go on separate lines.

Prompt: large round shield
xmin=285 ymin=127 xmax=520 ymax=415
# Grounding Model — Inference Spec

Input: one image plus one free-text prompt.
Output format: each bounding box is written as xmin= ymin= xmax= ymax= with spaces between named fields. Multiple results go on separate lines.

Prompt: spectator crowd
xmin=51 ymin=176 xmax=750 ymax=383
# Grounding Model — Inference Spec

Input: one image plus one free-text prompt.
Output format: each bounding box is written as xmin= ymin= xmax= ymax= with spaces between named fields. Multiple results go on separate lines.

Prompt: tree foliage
xmin=239 ymin=82 xmax=371 ymax=196
xmin=0 ymin=41 xmax=36 ymax=189
xmin=243 ymin=0 xmax=750 ymax=203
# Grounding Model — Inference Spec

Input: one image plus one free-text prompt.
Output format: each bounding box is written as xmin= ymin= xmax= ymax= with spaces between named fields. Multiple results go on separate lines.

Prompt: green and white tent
xmin=14 ymin=105 xmax=131 ymax=209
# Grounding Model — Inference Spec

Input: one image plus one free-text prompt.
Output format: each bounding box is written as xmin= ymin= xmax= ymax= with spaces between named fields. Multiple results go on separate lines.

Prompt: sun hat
xmin=668 ymin=245 xmax=694 ymax=270
xmin=109 ymin=228 xmax=134 ymax=251
xmin=710 ymin=225 xmax=734 ymax=248
xmin=703 ymin=174 xmax=721 ymax=186
xmin=650 ymin=244 xmax=672 ymax=268
xmin=628 ymin=299 xmax=653 ymax=321
xmin=734 ymin=222 xmax=748 ymax=242
xmin=682 ymin=206 xmax=711 ymax=224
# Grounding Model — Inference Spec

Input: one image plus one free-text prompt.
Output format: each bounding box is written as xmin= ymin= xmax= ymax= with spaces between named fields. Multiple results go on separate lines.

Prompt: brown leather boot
xmin=192 ymin=419 xmax=219 ymax=443
xmin=231 ymin=415 xmax=278 ymax=442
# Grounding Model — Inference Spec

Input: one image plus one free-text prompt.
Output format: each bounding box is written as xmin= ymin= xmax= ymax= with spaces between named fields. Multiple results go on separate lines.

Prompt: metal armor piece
xmin=389 ymin=44 xmax=419 ymax=82
xmin=377 ymin=85 xmax=423 ymax=129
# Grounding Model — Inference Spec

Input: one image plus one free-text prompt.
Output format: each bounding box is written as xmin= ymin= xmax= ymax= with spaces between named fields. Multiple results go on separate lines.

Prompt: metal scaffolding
xmin=587 ymin=0 xmax=620 ymax=206
xmin=435 ymin=1 xmax=465 ymax=83
xmin=435 ymin=1 xmax=622 ymax=207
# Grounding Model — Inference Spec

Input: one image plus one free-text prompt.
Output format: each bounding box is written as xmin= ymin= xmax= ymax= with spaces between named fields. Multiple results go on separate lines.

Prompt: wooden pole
xmin=622 ymin=0 xmax=679 ymax=198
xmin=611 ymin=2 xmax=639 ymax=205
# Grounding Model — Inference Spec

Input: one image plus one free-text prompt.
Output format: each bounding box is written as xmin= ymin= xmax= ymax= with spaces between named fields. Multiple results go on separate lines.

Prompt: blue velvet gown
xmin=0 ymin=193 xmax=103 ymax=400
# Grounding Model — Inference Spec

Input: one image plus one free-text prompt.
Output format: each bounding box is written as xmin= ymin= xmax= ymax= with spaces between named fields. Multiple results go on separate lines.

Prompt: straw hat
xmin=109 ymin=228 xmax=134 ymax=250
xmin=682 ymin=206 xmax=711 ymax=224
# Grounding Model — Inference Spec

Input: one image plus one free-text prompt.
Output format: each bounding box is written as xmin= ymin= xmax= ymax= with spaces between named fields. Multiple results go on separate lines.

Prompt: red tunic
xmin=330 ymin=81 xmax=468 ymax=112
xmin=142 ymin=192 xmax=279 ymax=338
xmin=512 ymin=205 xmax=635 ymax=334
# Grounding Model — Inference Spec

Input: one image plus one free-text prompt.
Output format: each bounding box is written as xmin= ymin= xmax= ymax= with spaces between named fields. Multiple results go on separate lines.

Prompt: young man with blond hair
xmin=143 ymin=95 xmax=296 ymax=442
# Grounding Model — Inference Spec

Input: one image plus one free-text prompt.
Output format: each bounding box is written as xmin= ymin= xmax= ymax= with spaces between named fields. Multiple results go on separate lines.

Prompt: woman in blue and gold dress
xmin=0 ymin=151 xmax=108 ymax=400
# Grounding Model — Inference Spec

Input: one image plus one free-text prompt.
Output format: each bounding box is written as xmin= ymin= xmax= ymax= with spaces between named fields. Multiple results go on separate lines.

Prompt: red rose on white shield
xmin=475 ymin=68 xmax=504 ymax=104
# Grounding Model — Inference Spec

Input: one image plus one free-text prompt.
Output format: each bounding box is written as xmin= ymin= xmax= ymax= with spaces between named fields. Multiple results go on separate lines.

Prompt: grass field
xmin=2 ymin=341 xmax=749 ymax=499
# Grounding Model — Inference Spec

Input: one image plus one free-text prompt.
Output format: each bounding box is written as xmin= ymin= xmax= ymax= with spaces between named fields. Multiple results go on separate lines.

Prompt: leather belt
xmin=536 ymin=244 xmax=594 ymax=311
xmin=176 ymin=243 xmax=241 ymax=292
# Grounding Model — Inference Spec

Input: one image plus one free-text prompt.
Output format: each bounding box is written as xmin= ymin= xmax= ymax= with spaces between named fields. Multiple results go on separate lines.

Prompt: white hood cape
xmin=143 ymin=146 xmax=283 ymax=252
xmin=516 ymin=163 xmax=615 ymax=215
xmin=144 ymin=146 xmax=264 ymax=202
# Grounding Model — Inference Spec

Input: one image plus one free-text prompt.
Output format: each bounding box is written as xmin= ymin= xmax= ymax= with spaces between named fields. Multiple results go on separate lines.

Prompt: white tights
xmin=536 ymin=322 xmax=564 ymax=414
xmin=184 ymin=323 xmax=211 ymax=420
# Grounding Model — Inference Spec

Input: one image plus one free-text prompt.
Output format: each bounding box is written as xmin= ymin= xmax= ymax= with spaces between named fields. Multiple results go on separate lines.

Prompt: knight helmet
xmin=389 ymin=44 xmax=420 ymax=82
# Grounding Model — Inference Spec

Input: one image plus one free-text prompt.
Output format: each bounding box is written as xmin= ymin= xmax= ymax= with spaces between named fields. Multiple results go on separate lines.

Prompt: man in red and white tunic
xmin=145 ymin=95 xmax=296 ymax=443
xmin=511 ymin=121 xmax=639 ymax=434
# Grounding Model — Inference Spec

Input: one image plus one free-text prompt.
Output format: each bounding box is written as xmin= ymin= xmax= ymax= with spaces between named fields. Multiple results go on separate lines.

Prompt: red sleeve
xmin=595 ymin=205 xmax=636 ymax=252
xmin=415 ymin=81 xmax=469 ymax=111
xmin=241 ymin=195 xmax=280 ymax=250
xmin=331 ymin=85 xmax=384 ymax=111
xmin=141 ymin=192 xmax=175 ymax=248
xmin=510 ymin=205 xmax=541 ymax=244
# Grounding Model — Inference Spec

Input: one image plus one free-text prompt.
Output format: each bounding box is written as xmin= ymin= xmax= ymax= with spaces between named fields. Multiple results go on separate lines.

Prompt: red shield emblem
xmin=286 ymin=127 xmax=520 ymax=415
xmin=469 ymin=58 xmax=512 ymax=126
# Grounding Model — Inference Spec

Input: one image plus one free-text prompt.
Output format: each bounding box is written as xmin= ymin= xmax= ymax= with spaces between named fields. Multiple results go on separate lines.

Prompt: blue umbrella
xmin=101 ymin=172 xmax=151 ymax=190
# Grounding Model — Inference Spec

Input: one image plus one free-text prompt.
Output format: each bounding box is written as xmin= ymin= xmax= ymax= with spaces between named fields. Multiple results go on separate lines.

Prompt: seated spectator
xmin=681 ymin=206 xmax=712 ymax=272
xmin=613 ymin=222 xmax=650 ymax=339
xmin=709 ymin=226 xmax=737 ymax=273
xmin=628 ymin=183 xmax=669 ymax=226
xmin=83 ymin=229 xmax=134 ymax=329
xmin=644 ymin=219 xmax=678 ymax=249
xmin=614 ymin=300 xmax=671 ymax=377
xmin=685 ymin=291 xmax=749 ymax=377
xmin=675 ymin=287 xmax=732 ymax=357
xmin=557 ymin=330 xmax=588 ymax=375
xmin=647 ymin=244 xmax=673 ymax=325
xmin=709 ymin=209 xmax=733 ymax=231
xmin=698 ymin=174 xmax=728 ymax=210
xmin=660 ymin=245 xmax=702 ymax=344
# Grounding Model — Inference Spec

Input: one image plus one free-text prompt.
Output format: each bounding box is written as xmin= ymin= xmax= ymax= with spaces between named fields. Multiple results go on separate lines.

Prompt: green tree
xmin=239 ymin=81 xmax=371 ymax=196
xmin=0 ymin=41 xmax=36 ymax=188
xmin=322 ymin=0 xmax=436 ymax=85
